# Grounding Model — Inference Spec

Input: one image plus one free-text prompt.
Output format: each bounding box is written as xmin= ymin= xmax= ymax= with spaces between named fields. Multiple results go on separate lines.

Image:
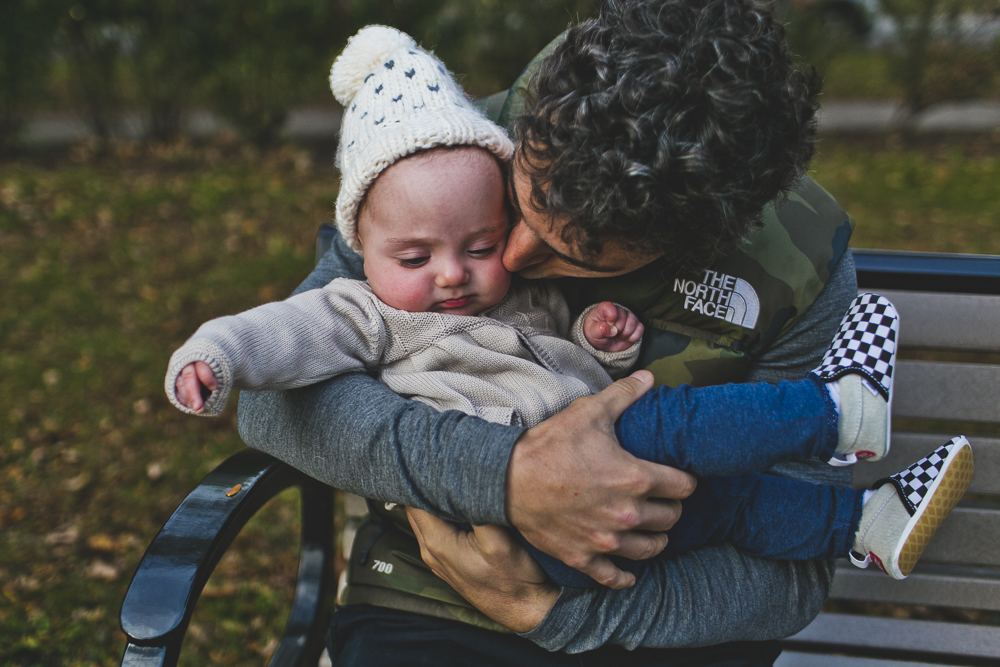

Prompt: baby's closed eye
xmin=398 ymin=256 xmax=430 ymax=268
xmin=468 ymin=244 xmax=499 ymax=258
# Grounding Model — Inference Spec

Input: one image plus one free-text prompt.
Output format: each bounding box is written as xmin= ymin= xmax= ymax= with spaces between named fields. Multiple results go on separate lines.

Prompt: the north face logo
xmin=673 ymin=270 xmax=760 ymax=329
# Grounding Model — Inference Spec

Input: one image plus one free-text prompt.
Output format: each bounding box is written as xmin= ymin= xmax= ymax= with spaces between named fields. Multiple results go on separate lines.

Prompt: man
xmin=238 ymin=0 xmax=856 ymax=663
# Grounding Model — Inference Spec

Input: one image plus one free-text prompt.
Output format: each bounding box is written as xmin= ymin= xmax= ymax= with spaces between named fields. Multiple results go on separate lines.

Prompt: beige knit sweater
xmin=165 ymin=279 xmax=639 ymax=427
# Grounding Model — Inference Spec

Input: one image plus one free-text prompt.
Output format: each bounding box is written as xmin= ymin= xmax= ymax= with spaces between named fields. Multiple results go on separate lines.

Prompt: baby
xmin=166 ymin=26 xmax=973 ymax=586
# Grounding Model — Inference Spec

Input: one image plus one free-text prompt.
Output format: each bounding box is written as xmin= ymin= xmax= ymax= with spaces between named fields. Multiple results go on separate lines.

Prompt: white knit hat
xmin=330 ymin=25 xmax=514 ymax=253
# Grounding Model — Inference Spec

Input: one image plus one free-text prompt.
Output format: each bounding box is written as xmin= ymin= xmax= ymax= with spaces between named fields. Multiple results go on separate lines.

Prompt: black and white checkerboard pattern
xmin=877 ymin=439 xmax=958 ymax=515
xmin=813 ymin=293 xmax=898 ymax=400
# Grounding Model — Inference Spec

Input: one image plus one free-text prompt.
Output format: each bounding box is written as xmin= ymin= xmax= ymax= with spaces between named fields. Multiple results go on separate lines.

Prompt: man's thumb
xmin=591 ymin=370 xmax=654 ymax=419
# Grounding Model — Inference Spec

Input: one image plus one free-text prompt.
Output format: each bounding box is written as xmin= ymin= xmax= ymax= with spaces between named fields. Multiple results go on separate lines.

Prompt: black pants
xmin=326 ymin=605 xmax=782 ymax=667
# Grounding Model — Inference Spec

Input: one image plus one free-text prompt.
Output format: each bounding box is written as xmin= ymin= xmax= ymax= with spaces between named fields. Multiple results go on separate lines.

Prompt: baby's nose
xmin=436 ymin=259 xmax=470 ymax=287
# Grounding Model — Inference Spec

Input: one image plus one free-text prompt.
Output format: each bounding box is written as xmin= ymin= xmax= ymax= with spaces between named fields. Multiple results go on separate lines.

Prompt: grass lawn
xmin=1 ymin=142 xmax=338 ymax=666
xmin=813 ymin=134 xmax=1000 ymax=253
xmin=2 ymin=134 xmax=999 ymax=665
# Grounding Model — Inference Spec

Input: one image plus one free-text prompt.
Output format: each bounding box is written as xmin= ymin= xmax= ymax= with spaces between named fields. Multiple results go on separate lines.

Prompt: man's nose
xmin=435 ymin=257 xmax=470 ymax=288
xmin=502 ymin=220 xmax=550 ymax=272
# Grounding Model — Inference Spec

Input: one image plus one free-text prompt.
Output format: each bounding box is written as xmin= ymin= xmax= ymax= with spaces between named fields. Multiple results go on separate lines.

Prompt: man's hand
xmin=175 ymin=361 xmax=218 ymax=412
xmin=584 ymin=302 xmax=644 ymax=352
xmin=406 ymin=507 xmax=559 ymax=633
xmin=506 ymin=370 xmax=696 ymax=589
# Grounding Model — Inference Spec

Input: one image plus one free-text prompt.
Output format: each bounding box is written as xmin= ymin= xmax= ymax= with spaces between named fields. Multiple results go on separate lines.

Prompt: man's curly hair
xmin=515 ymin=0 xmax=821 ymax=274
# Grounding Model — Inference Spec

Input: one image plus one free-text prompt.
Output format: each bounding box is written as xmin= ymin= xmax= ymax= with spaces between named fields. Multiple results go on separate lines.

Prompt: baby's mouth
xmin=438 ymin=295 xmax=472 ymax=309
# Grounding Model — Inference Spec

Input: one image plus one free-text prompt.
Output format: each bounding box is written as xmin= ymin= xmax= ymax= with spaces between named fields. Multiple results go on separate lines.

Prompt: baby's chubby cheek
xmin=365 ymin=265 xmax=432 ymax=312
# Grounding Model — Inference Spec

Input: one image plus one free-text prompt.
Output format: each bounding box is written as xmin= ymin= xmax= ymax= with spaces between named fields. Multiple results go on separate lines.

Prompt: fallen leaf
xmin=1 ymin=506 xmax=25 ymax=525
xmin=12 ymin=576 xmax=40 ymax=591
xmin=45 ymin=523 xmax=80 ymax=545
xmin=87 ymin=534 xmax=116 ymax=552
xmin=86 ymin=560 xmax=119 ymax=580
xmin=252 ymin=637 xmax=279 ymax=657
xmin=42 ymin=369 xmax=60 ymax=387
xmin=64 ymin=473 xmax=90 ymax=492
xmin=71 ymin=607 xmax=105 ymax=622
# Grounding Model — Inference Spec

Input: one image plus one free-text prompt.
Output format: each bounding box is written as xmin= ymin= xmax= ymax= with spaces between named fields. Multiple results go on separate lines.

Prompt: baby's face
xmin=358 ymin=147 xmax=512 ymax=316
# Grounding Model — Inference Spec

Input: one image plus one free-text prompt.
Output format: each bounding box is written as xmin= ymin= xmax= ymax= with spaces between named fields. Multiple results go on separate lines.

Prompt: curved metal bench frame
xmin=119 ymin=449 xmax=333 ymax=667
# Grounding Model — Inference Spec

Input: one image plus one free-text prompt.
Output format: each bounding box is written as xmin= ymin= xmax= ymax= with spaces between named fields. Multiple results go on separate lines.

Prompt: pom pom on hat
xmin=330 ymin=25 xmax=514 ymax=253
xmin=330 ymin=26 xmax=417 ymax=106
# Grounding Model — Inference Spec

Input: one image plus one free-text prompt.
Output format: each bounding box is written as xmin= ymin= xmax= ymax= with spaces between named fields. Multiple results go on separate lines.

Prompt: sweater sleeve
xmin=520 ymin=249 xmax=857 ymax=651
xmin=165 ymin=282 xmax=388 ymax=417
xmin=235 ymin=229 xmax=523 ymax=524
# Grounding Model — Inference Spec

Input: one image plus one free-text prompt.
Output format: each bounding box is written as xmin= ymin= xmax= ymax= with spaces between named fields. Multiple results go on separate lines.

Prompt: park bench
xmin=118 ymin=238 xmax=1000 ymax=667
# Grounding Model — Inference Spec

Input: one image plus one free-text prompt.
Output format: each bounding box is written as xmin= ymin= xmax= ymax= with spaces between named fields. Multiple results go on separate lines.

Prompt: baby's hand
xmin=175 ymin=361 xmax=218 ymax=413
xmin=584 ymin=302 xmax=644 ymax=353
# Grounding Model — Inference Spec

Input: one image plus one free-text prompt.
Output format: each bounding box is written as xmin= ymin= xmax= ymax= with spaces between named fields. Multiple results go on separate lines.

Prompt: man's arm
xmin=525 ymin=544 xmax=835 ymax=651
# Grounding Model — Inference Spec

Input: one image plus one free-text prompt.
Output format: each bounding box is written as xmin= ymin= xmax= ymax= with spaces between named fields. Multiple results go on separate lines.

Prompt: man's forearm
xmin=236 ymin=229 xmax=522 ymax=524
xmin=522 ymin=545 xmax=834 ymax=651
xmin=238 ymin=376 xmax=518 ymax=523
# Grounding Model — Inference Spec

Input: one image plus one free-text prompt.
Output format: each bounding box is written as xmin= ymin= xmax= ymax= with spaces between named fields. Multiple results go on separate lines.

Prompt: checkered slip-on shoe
xmin=850 ymin=436 xmax=974 ymax=580
xmin=813 ymin=293 xmax=899 ymax=466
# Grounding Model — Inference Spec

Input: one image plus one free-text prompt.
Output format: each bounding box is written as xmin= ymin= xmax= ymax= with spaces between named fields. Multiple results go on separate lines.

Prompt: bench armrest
xmin=119 ymin=448 xmax=334 ymax=667
xmin=855 ymin=248 xmax=1000 ymax=294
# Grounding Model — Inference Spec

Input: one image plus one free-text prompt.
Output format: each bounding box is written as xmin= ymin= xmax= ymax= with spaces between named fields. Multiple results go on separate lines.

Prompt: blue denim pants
xmin=523 ymin=374 xmax=866 ymax=588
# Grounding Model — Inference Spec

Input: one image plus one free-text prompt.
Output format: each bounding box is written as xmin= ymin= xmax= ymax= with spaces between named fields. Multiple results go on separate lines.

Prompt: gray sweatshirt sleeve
xmin=236 ymin=231 xmax=523 ymax=524
xmin=165 ymin=282 xmax=388 ymax=417
xmin=521 ymin=250 xmax=858 ymax=651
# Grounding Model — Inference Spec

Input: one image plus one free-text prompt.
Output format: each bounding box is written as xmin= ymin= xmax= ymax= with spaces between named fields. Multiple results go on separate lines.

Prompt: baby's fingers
xmin=594 ymin=301 xmax=620 ymax=325
xmin=194 ymin=361 xmax=217 ymax=390
xmin=622 ymin=314 xmax=644 ymax=343
xmin=177 ymin=365 xmax=203 ymax=411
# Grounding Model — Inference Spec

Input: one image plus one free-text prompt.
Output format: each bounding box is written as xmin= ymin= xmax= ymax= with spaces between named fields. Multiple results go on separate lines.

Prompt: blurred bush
xmin=781 ymin=0 xmax=1000 ymax=112
xmin=781 ymin=0 xmax=875 ymax=75
xmin=922 ymin=41 xmax=1000 ymax=105
xmin=880 ymin=0 xmax=1000 ymax=113
xmin=52 ymin=0 xmax=346 ymax=146
xmin=0 ymin=0 xmax=599 ymax=149
xmin=4 ymin=0 xmax=997 ymax=149
xmin=0 ymin=0 xmax=64 ymax=152
xmin=374 ymin=0 xmax=600 ymax=98
xmin=195 ymin=0 xmax=344 ymax=147
xmin=57 ymin=0 xmax=130 ymax=142
xmin=128 ymin=0 xmax=216 ymax=141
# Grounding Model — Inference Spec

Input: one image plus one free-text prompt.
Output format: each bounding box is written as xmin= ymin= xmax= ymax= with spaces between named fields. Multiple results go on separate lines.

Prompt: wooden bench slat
xmin=829 ymin=562 xmax=1000 ymax=611
xmin=893 ymin=361 xmax=1000 ymax=423
xmin=875 ymin=290 xmax=1000 ymax=352
xmin=783 ymin=612 xmax=1000 ymax=661
xmin=776 ymin=652 xmax=943 ymax=667
xmin=853 ymin=433 xmax=1000 ymax=496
